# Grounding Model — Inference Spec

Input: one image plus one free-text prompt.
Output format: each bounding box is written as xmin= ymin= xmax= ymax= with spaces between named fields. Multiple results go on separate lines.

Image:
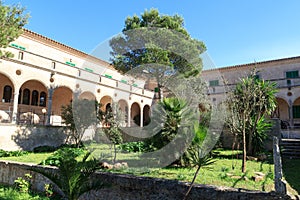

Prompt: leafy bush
xmin=119 ymin=141 xmax=146 ymax=153
xmin=40 ymin=147 xmax=85 ymax=166
xmin=14 ymin=173 xmax=32 ymax=193
xmin=0 ymin=149 xmax=29 ymax=157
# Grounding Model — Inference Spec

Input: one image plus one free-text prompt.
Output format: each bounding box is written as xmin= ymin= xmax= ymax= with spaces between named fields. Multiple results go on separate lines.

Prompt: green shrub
xmin=119 ymin=141 xmax=146 ymax=153
xmin=0 ymin=149 xmax=29 ymax=157
xmin=40 ymin=147 xmax=85 ymax=166
xmin=14 ymin=173 xmax=32 ymax=193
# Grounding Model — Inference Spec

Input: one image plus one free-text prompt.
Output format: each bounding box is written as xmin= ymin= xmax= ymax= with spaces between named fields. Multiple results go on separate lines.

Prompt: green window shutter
xmin=10 ymin=43 xmax=26 ymax=50
xmin=121 ymin=80 xmax=127 ymax=84
xmin=133 ymin=84 xmax=138 ymax=87
xmin=286 ymin=71 xmax=299 ymax=78
xmin=209 ymin=80 xmax=219 ymax=87
xmin=66 ymin=61 xmax=76 ymax=67
xmin=84 ymin=68 xmax=93 ymax=73
xmin=293 ymin=105 xmax=300 ymax=118
xmin=105 ymin=74 xmax=112 ymax=79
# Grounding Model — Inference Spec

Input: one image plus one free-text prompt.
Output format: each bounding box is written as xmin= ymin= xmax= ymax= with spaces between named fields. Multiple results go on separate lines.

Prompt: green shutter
xmin=121 ymin=80 xmax=127 ymax=84
xmin=10 ymin=43 xmax=26 ymax=51
xmin=105 ymin=74 xmax=112 ymax=79
xmin=286 ymin=71 xmax=299 ymax=78
xmin=293 ymin=105 xmax=300 ymax=118
xmin=66 ymin=61 xmax=76 ymax=67
xmin=84 ymin=68 xmax=93 ymax=72
xmin=209 ymin=80 xmax=219 ymax=87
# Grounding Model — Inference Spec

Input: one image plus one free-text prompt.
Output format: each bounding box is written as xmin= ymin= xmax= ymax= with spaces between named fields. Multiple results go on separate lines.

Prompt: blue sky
xmin=4 ymin=0 xmax=300 ymax=68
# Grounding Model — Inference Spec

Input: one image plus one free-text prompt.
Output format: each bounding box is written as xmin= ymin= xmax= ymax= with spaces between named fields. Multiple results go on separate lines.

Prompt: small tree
xmin=0 ymin=1 xmax=29 ymax=57
xmin=226 ymin=70 xmax=277 ymax=172
xmin=61 ymin=99 xmax=99 ymax=147
xmin=102 ymin=103 xmax=124 ymax=163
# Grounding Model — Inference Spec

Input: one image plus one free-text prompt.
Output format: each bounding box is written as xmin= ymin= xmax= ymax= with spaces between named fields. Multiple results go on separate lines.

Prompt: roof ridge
xmin=203 ymin=55 xmax=300 ymax=72
xmin=21 ymin=28 xmax=116 ymax=70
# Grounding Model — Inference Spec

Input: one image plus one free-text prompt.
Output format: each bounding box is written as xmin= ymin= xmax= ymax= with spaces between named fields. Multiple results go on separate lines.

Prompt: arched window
xmin=22 ymin=89 xmax=30 ymax=105
xmin=18 ymin=89 xmax=22 ymax=104
xmin=31 ymin=90 xmax=39 ymax=106
xmin=39 ymin=91 xmax=47 ymax=107
xmin=3 ymin=85 xmax=12 ymax=103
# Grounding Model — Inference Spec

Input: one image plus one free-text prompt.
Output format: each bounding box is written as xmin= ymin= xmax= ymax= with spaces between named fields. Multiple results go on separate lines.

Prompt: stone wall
xmin=0 ymin=124 xmax=66 ymax=151
xmin=0 ymin=161 xmax=290 ymax=200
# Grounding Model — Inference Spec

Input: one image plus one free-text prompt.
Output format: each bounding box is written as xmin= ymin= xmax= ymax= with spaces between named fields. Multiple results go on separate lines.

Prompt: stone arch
xmin=131 ymin=102 xmax=141 ymax=126
xmin=52 ymin=86 xmax=73 ymax=116
xmin=0 ymin=73 xmax=15 ymax=121
xmin=18 ymin=80 xmax=48 ymax=113
xmin=293 ymin=96 xmax=300 ymax=120
xmin=79 ymin=91 xmax=96 ymax=100
xmin=0 ymin=73 xmax=15 ymax=103
xmin=100 ymin=95 xmax=113 ymax=112
xmin=143 ymin=104 xmax=151 ymax=126
xmin=274 ymin=97 xmax=289 ymax=121
xmin=118 ymin=99 xmax=129 ymax=125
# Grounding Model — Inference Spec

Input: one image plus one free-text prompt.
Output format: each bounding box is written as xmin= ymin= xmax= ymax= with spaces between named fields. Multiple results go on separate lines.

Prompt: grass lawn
xmin=0 ymin=152 xmax=52 ymax=164
xmin=0 ymin=145 xmax=298 ymax=196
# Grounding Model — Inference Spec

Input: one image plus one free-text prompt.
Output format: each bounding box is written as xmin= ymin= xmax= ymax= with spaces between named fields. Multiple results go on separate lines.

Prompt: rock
xmin=254 ymin=172 xmax=265 ymax=177
xmin=231 ymin=176 xmax=242 ymax=179
xmin=100 ymin=162 xmax=113 ymax=169
xmin=252 ymin=175 xmax=264 ymax=182
xmin=113 ymin=162 xmax=124 ymax=169
xmin=247 ymin=156 xmax=258 ymax=161
xmin=226 ymin=173 xmax=233 ymax=177
xmin=121 ymin=162 xmax=128 ymax=168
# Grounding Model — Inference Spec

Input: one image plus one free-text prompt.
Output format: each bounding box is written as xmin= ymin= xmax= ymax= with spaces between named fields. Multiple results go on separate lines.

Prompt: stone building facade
xmin=0 ymin=29 xmax=153 ymax=127
xmin=201 ymin=56 xmax=300 ymax=129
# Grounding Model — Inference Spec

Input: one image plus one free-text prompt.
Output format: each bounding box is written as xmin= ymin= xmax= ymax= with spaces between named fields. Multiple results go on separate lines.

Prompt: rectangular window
xmin=293 ymin=105 xmax=300 ymax=118
xmin=286 ymin=71 xmax=299 ymax=78
xmin=51 ymin=62 xmax=56 ymax=69
xmin=18 ymin=51 xmax=24 ymax=60
xmin=209 ymin=80 xmax=219 ymax=87
xmin=287 ymin=79 xmax=291 ymax=85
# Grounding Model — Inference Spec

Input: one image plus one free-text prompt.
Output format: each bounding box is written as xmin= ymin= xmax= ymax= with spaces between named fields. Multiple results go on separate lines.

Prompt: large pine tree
xmin=109 ymin=9 xmax=206 ymax=99
xmin=0 ymin=1 xmax=29 ymax=58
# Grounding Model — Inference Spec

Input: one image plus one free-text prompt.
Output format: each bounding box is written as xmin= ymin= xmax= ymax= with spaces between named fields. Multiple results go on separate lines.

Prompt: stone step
xmin=280 ymin=139 xmax=300 ymax=159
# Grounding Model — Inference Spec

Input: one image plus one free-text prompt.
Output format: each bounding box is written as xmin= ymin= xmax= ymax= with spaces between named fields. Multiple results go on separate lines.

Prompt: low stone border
xmin=0 ymin=160 xmax=292 ymax=200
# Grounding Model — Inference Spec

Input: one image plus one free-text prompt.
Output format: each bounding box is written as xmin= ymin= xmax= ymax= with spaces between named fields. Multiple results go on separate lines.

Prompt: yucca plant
xmin=31 ymin=149 xmax=103 ymax=200
xmin=183 ymin=148 xmax=215 ymax=200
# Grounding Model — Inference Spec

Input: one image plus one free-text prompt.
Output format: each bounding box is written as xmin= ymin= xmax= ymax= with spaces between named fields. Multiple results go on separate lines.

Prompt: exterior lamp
xmin=42 ymin=108 xmax=47 ymax=125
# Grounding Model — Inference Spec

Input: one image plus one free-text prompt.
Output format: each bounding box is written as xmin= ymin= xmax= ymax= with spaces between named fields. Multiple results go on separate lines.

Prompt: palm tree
xmin=31 ymin=149 xmax=103 ymax=200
